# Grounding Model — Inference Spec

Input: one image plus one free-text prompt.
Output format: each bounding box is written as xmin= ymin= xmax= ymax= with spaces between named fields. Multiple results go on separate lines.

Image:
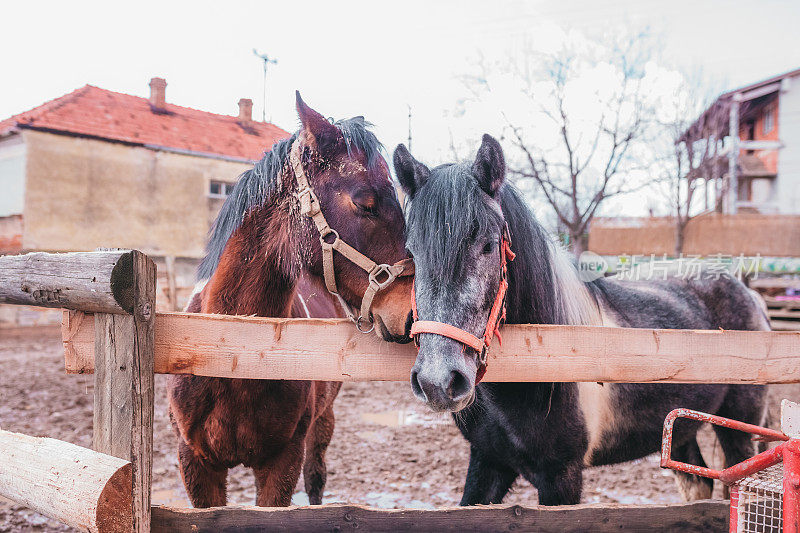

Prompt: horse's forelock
xmin=406 ymin=164 xmax=504 ymax=280
xmin=334 ymin=116 xmax=384 ymax=170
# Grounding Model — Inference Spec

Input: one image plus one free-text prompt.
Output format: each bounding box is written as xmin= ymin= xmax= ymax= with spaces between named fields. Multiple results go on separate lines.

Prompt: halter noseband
xmin=289 ymin=141 xmax=414 ymax=333
xmin=410 ymin=225 xmax=515 ymax=382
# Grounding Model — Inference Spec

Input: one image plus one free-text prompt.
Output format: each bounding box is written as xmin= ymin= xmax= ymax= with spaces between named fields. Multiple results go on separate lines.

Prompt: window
xmin=209 ymin=180 xmax=233 ymax=198
xmin=763 ymin=106 xmax=775 ymax=135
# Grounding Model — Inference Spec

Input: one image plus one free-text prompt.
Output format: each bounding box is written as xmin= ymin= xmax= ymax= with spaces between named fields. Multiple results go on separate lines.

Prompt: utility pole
xmin=407 ymin=105 xmax=412 ymax=152
xmin=253 ymin=49 xmax=278 ymax=122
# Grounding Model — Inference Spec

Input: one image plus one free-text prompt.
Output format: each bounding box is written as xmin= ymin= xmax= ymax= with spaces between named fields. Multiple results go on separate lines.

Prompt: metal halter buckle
xmin=319 ymin=228 xmax=339 ymax=246
xmin=478 ymin=345 xmax=489 ymax=366
xmin=369 ymin=264 xmax=397 ymax=291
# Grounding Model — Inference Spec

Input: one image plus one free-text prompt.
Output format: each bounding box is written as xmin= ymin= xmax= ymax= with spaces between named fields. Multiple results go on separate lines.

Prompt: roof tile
xmin=0 ymin=85 xmax=290 ymax=161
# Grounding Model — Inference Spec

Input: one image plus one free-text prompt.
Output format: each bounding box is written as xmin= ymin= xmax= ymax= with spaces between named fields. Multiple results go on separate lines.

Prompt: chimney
xmin=149 ymin=77 xmax=167 ymax=109
xmin=238 ymin=98 xmax=253 ymax=122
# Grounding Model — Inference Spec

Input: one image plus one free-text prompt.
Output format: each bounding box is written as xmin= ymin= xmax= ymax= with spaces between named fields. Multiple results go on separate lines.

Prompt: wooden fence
xmin=1 ymin=250 xmax=799 ymax=532
xmin=588 ymin=213 xmax=800 ymax=257
xmin=767 ymin=296 xmax=800 ymax=331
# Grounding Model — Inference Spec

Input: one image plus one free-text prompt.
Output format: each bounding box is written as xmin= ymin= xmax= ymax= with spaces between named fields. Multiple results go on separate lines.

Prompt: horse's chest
xmin=206 ymin=400 xmax=303 ymax=457
xmin=457 ymin=392 xmax=590 ymax=472
xmin=577 ymin=382 xmax=617 ymax=466
xmin=177 ymin=379 xmax=314 ymax=466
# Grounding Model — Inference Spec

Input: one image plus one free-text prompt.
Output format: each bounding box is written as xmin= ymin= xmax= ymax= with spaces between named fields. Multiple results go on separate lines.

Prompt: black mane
xmin=498 ymin=185 xmax=563 ymax=325
xmin=405 ymin=165 xmax=563 ymax=324
xmin=197 ymin=117 xmax=383 ymax=280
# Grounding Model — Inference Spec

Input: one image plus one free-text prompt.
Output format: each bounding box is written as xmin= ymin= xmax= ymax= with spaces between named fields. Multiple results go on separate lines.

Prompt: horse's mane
xmin=405 ymin=164 xmax=601 ymax=326
xmin=499 ymin=186 xmax=602 ymax=326
xmin=197 ymin=117 xmax=383 ymax=280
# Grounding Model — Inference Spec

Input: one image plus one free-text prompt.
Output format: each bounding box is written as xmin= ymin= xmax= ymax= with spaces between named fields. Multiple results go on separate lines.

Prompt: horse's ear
xmin=296 ymin=91 xmax=340 ymax=153
xmin=393 ymin=144 xmax=429 ymax=199
xmin=473 ymin=134 xmax=505 ymax=197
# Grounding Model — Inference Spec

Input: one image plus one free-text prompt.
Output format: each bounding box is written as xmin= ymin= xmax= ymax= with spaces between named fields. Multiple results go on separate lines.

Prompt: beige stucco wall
xmin=0 ymin=134 xmax=26 ymax=217
xmin=21 ymin=130 xmax=250 ymax=257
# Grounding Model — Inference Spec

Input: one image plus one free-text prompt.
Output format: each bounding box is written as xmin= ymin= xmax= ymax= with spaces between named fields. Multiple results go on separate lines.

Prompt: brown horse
xmin=168 ymin=94 xmax=412 ymax=507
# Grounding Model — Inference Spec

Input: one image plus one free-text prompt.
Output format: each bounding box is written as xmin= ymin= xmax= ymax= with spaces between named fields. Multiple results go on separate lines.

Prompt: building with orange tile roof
xmin=0 ymin=78 xmax=290 ymax=312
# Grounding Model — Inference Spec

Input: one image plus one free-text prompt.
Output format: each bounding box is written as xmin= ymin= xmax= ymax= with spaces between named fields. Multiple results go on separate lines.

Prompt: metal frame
xmin=661 ymin=408 xmax=800 ymax=533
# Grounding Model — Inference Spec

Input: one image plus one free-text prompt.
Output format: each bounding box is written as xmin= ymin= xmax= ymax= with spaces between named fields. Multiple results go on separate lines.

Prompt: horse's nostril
xmin=410 ymin=369 xmax=426 ymax=400
xmin=447 ymin=370 xmax=471 ymax=401
xmin=412 ymin=366 xmax=472 ymax=410
xmin=404 ymin=311 xmax=414 ymax=337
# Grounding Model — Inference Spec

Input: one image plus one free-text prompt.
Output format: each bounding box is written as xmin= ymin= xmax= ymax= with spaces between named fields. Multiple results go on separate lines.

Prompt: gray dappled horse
xmin=394 ymin=134 xmax=769 ymax=505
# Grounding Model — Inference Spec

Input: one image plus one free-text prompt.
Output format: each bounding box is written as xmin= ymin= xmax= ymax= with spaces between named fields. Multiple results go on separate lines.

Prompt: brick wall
xmin=739 ymin=96 xmax=779 ymax=174
xmin=0 ymin=214 xmax=23 ymax=253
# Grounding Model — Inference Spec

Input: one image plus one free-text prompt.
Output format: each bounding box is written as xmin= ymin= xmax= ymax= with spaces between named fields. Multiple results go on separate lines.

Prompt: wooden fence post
xmin=0 ymin=429 xmax=133 ymax=533
xmin=92 ymin=251 xmax=156 ymax=533
xmin=164 ymin=255 xmax=178 ymax=311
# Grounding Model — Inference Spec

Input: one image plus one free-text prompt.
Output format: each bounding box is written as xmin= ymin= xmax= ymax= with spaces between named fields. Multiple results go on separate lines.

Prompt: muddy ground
xmin=0 ymin=326 xmax=795 ymax=532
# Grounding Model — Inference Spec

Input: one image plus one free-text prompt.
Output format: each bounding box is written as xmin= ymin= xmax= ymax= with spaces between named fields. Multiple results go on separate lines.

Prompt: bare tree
xmin=658 ymin=77 xmax=728 ymax=254
xmin=461 ymin=32 xmax=659 ymax=255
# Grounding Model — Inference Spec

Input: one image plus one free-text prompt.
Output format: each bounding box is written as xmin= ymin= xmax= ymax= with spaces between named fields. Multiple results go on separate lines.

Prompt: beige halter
xmin=289 ymin=141 xmax=413 ymax=333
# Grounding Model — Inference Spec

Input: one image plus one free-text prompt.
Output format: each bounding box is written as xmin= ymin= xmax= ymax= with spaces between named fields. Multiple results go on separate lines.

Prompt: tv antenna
xmin=253 ymin=49 xmax=278 ymax=122
xmin=407 ymin=105 xmax=412 ymax=152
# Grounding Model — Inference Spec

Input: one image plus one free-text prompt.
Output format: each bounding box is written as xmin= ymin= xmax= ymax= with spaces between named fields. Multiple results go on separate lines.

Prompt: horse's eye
xmin=354 ymin=200 xmax=378 ymax=217
xmin=482 ymin=241 xmax=496 ymax=255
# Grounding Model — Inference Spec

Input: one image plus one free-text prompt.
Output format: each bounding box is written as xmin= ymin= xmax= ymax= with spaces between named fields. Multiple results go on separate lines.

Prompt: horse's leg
xmin=253 ymin=439 xmax=305 ymax=507
xmin=713 ymin=385 xmax=767 ymax=467
xmin=671 ymin=439 xmax=714 ymax=500
xmin=711 ymin=385 xmax=768 ymax=498
xmin=178 ymin=439 xmax=228 ymax=507
xmin=303 ymin=405 xmax=335 ymax=505
xmin=459 ymin=447 xmax=518 ymax=505
xmin=528 ymin=461 xmax=583 ymax=505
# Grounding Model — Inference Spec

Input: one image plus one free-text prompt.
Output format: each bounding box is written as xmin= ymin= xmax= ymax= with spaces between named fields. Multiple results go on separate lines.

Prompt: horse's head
xmin=294 ymin=93 xmax=412 ymax=342
xmin=395 ymin=135 xmax=508 ymax=411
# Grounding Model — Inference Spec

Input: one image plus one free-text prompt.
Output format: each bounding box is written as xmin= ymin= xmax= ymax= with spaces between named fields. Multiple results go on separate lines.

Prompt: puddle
xmin=356 ymin=430 xmax=387 ymax=443
xmin=360 ymin=410 xmax=451 ymax=428
xmin=291 ymin=491 xmax=310 ymax=506
xmin=361 ymin=411 xmax=404 ymax=427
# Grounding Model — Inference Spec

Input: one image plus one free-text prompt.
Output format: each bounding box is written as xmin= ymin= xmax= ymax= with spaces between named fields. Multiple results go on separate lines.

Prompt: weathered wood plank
xmin=65 ymin=311 xmax=800 ymax=383
xmin=62 ymin=310 xmax=93 ymax=373
xmin=782 ymin=399 xmax=800 ymax=438
xmin=0 ymin=251 xmax=136 ymax=314
xmin=92 ymin=251 xmax=155 ymax=533
xmin=0 ymin=429 xmax=132 ymax=533
xmin=151 ymin=501 xmax=729 ymax=533
xmin=164 ymin=255 xmax=178 ymax=311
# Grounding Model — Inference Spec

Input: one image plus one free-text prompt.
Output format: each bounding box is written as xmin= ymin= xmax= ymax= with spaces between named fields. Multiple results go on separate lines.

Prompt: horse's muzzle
xmin=374 ymin=314 xmax=412 ymax=344
xmin=410 ymin=348 xmax=476 ymax=412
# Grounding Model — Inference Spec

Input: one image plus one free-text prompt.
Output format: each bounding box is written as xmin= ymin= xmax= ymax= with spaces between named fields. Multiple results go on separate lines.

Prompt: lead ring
xmin=356 ymin=315 xmax=375 ymax=334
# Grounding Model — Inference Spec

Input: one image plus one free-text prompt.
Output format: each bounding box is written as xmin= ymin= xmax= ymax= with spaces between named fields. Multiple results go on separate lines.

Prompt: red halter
xmin=410 ymin=225 xmax=516 ymax=383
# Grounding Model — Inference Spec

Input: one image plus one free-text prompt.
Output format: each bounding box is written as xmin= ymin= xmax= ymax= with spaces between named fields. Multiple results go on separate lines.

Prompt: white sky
xmin=2 ymin=0 xmax=799 ymax=217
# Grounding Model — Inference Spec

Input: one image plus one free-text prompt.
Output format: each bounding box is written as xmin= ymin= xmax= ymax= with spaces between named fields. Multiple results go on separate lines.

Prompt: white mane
xmin=547 ymin=240 xmax=603 ymax=326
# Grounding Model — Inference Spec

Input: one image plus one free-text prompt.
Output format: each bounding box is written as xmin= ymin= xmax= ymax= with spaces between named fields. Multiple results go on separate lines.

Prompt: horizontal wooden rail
xmin=0 ymin=429 xmax=133 ymax=533
xmin=0 ymin=251 xmax=136 ymax=314
xmin=151 ymin=501 xmax=728 ymax=532
xmin=63 ymin=311 xmax=800 ymax=383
